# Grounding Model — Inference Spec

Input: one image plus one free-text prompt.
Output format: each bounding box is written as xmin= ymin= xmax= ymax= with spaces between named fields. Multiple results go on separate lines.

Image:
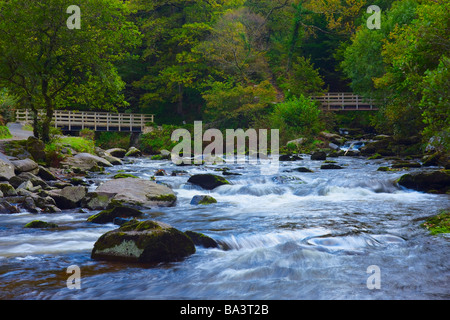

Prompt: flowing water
xmin=0 ymin=156 xmax=449 ymax=300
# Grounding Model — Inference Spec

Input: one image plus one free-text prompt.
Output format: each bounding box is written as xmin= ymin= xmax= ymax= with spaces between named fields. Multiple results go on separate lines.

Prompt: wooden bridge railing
xmin=16 ymin=109 xmax=155 ymax=132
xmin=312 ymin=92 xmax=378 ymax=111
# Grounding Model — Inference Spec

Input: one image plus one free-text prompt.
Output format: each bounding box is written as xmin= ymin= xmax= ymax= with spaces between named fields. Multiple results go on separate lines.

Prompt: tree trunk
xmin=41 ymin=79 xmax=54 ymax=143
xmin=286 ymin=4 xmax=303 ymax=73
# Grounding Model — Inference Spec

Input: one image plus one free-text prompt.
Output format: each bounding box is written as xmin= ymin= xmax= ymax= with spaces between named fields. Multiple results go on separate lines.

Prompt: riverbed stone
xmin=48 ymin=186 xmax=87 ymax=209
xmin=37 ymin=166 xmax=57 ymax=181
xmin=397 ymin=170 xmax=450 ymax=194
xmin=311 ymin=151 xmax=327 ymax=161
xmin=95 ymin=178 xmax=177 ymax=208
xmin=0 ymin=158 xmax=16 ymax=181
xmin=87 ymin=205 xmax=144 ymax=224
xmin=24 ymin=220 xmax=58 ymax=229
xmin=61 ymin=153 xmax=113 ymax=171
xmin=10 ymin=158 xmax=39 ymax=174
xmin=82 ymin=192 xmax=115 ymax=210
xmin=106 ymin=148 xmax=127 ymax=158
xmin=125 ymin=147 xmax=142 ymax=157
xmin=187 ymin=174 xmax=230 ymax=190
xmin=190 ymin=195 xmax=217 ymax=205
xmin=320 ymin=164 xmax=343 ymax=170
xmin=91 ymin=219 xmax=196 ymax=263
xmin=0 ymin=183 xmax=18 ymax=197
xmin=184 ymin=230 xmax=218 ymax=248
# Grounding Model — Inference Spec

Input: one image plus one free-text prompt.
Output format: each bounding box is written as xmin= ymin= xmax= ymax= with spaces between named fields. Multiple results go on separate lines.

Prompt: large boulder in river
xmin=61 ymin=153 xmax=113 ymax=171
xmin=48 ymin=186 xmax=87 ymax=209
xmin=91 ymin=219 xmax=196 ymax=263
xmin=95 ymin=178 xmax=177 ymax=208
xmin=187 ymin=174 xmax=230 ymax=190
xmin=397 ymin=170 xmax=450 ymax=194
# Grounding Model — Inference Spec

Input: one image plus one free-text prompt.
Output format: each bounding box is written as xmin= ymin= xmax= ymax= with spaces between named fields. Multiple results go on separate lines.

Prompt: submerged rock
xmin=185 ymin=230 xmax=218 ymax=248
xmin=190 ymin=195 xmax=217 ymax=205
xmin=24 ymin=220 xmax=58 ymax=229
xmin=320 ymin=164 xmax=343 ymax=170
xmin=87 ymin=206 xmax=144 ymax=224
xmin=187 ymin=174 xmax=230 ymax=190
xmin=91 ymin=219 xmax=196 ymax=263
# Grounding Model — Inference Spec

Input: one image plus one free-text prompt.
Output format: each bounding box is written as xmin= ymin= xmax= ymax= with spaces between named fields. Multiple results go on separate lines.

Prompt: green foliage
xmin=0 ymin=88 xmax=17 ymax=124
xmin=139 ymin=125 xmax=187 ymax=155
xmin=0 ymin=125 xmax=12 ymax=139
xmin=0 ymin=0 xmax=141 ymax=141
xmin=45 ymin=136 xmax=95 ymax=167
xmin=95 ymin=132 xmax=130 ymax=150
xmin=202 ymin=79 xmax=277 ymax=128
xmin=269 ymin=95 xmax=322 ymax=143
xmin=79 ymin=129 xmax=95 ymax=141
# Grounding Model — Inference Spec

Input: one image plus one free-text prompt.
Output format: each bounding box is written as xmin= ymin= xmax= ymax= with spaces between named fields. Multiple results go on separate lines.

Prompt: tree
xmin=0 ymin=0 xmax=140 ymax=141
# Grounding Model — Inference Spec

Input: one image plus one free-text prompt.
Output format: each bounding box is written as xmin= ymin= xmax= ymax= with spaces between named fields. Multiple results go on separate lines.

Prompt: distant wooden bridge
xmin=312 ymin=92 xmax=378 ymax=111
xmin=16 ymin=109 xmax=154 ymax=132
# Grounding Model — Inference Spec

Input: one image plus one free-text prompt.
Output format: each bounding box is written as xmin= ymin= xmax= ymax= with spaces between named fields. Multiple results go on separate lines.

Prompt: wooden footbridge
xmin=16 ymin=109 xmax=154 ymax=132
xmin=15 ymin=93 xmax=376 ymax=132
xmin=313 ymin=92 xmax=378 ymax=111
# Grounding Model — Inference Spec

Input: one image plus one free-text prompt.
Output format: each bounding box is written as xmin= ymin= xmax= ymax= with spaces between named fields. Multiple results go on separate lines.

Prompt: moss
xmin=113 ymin=173 xmax=138 ymax=179
xmin=368 ymin=153 xmax=383 ymax=160
xmin=87 ymin=206 xmax=144 ymax=224
xmin=24 ymin=220 xmax=58 ymax=229
xmin=119 ymin=219 xmax=161 ymax=232
xmin=198 ymin=196 xmax=217 ymax=205
xmin=151 ymin=154 xmax=163 ymax=160
xmin=421 ymin=210 xmax=450 ymax=235
xmin=148 ymin=194 xmax=177 ymax=202
xmin=0 ymin=125 xmax=12 ymax=139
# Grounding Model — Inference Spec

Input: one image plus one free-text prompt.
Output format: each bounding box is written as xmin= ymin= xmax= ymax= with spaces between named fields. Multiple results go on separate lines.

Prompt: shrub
xmin=269 ymin=95 xmax=322 ymax=144
xmin=0 ymin=125 xmax=12 ymax=139
xmin=95 ymin=132 xmax=130 ymax=150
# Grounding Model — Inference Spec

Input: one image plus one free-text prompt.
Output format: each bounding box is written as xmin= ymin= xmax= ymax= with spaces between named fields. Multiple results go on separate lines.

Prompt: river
xmin=0 ymin=155 xmax=449 ymax=300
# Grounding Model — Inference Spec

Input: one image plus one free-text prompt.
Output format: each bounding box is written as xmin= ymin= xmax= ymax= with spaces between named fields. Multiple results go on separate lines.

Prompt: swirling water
xmin=0 ymin=156 xmax=449 ymax=300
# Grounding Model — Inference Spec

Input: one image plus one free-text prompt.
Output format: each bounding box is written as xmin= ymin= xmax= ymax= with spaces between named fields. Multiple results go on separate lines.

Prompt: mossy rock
xmin=320 ymin=164 xmax=343 ymax=170
xmin=190 ymin=195 xmax=217 ymax=205
xmin=421 ymin=210 xmax=450 ymax=235
xmin=185 ymin=230 xmax=218 ymax=248
xmin=397 ymin=170 xmax=450 ymax=194
xmin=113 ymin=173 xmax=138 ymax=179
xmin=24 ymin=220 xmax=58 ymax=229
xmin=187 ymin=174 xmax=230 ymax=190
xmin=91 ymin=219 xmax=196 ymax=263
xmin=87 ymin=206 xmax=144 ymax=224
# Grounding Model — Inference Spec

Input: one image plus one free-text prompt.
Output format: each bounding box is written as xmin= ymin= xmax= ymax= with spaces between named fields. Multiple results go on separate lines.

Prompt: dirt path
xmin=3 ymin=122 xmax=34 ymax=141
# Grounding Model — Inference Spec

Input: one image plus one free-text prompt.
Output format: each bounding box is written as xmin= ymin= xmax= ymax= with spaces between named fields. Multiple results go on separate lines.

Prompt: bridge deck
xmin=16 ymin=110 xmax=154 ymax=132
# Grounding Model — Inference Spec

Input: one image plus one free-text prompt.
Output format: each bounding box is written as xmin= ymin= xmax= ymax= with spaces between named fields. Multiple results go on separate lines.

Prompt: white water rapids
xmin=0 ymin=155 xmax=448 ymax=299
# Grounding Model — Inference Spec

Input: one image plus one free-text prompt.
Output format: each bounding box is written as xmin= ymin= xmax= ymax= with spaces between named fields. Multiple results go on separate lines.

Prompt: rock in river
xmin=187 ymin=174 xmax=230 ymax=190
xmin=91 ymin=219 xmax=196 ymax=263
xmin=95 ymin=177 xmax=177 ymax=208
xmin=397 ymin=170 xmax=450 ymax=194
